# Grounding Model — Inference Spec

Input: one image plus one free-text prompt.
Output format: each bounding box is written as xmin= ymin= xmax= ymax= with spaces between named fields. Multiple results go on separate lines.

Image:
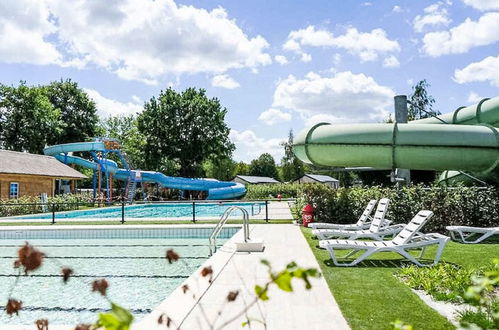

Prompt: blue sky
xmin=1 ymin=0 xmax=498 ymax=162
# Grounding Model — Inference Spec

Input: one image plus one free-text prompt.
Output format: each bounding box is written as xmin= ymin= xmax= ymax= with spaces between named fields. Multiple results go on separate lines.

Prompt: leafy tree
xmin=137 ymin=88 xmax=234 ymax=177
xmin=0 ymin=82 xmax=60 ymax=153
xmin=46 ymin=79 xmax=98 ymax=144
xmin=249 ymin=153 xmax=279 ymax=180
xmin=281 ymin=130 xmax=305 ymax=182
xmin=234 ymin=161 xmax=250 ymax=176
xmin=408 ymin=79 xmax=439 ymax=121
xmin=202 ymin=157 xmax=236 ymax=181
xmin=99 ymin=115 xmax=146 ymax=170
xmin=408 ymin=79 xmax=439 ymax=183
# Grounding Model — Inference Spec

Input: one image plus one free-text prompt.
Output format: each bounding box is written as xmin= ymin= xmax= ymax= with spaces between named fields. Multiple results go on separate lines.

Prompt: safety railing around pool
xmin=0 ymin=198 xmax=295 ymax=224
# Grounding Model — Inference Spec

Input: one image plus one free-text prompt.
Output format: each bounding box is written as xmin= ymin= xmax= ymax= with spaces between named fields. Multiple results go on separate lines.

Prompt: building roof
xmin=0 ymin=150 xmax=87 ymax=179
xmin=235 ymin=175 xmax=280 ymax=184
xmin=303 ymin=174 xmax=339 ymax=182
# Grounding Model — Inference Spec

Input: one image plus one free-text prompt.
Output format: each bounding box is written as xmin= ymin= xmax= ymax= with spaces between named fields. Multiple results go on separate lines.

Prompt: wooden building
xmin=0 ymin=150 xmax=87 ymax=200
xmin=294 ymin=174 xmax=340 ymax=189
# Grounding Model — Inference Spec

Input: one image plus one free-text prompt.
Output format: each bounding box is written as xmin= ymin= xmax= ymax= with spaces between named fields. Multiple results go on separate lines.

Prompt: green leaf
xmin=254 ymin=285 xmax=269 ymax=301
xmin=242 ymin=321 xmax=249 ymax=327
xmin=98 ymin=303 xmax=134 ymax=330
xmin=274 ymin=271 xmax=293 ymax=292
xmin=286 ymin=261 xmax=297 ymax=270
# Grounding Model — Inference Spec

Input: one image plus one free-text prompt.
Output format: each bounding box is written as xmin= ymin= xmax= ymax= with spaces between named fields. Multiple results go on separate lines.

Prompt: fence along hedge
xmin=0 ymin=193 xmax=93 ymax=217
xmin=246 ymin=183 xmax=499 ymax=233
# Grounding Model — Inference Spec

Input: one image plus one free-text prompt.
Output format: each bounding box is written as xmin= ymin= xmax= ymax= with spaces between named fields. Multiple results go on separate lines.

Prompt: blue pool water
xmin=17 ymin=202 xmax=264 ymax=220
xmin=0 ymin=227 xmax=237 ymax=325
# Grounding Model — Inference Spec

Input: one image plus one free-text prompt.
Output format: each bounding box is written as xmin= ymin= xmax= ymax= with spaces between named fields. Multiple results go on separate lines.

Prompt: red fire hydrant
xmin=277 ymin=194 xmax=282 ymax=201
xmin=302 ymin=204 xmax=314 ymax=227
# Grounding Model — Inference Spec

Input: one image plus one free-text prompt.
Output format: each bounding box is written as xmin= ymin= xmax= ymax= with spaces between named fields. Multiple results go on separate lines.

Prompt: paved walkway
xmin=137 ymin=224 xmax=350 ymax=330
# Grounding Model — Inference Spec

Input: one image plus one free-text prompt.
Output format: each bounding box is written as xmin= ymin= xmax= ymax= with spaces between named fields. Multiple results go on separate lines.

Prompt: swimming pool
xmin=0 ymin=226 xmax=239 ymax=325
xmin=16 ymin=202 xmax=264 ymax=220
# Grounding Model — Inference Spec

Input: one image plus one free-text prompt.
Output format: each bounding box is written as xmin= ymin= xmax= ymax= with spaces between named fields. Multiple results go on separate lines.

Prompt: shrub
xmin=296 ymin=185 xmax=499 ymax=233
xmin=0 ymin=193 xmax=93 ymax=217
xmin=397 ymin=263 xmax=477 ymax=303
xmin=244 ymin=183 xmax=303 ymax=199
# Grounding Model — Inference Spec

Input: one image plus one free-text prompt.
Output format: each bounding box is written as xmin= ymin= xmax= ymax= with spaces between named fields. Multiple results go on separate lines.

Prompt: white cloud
xmin=392 ymin=5 xmax=402 ymax=13
xmin=422 ymin=12 xmax=499 ymax=56
xmin=332 ymin=53 xmax=342 ymax=65
xmin=84 ymin=88 xmax=143 ymax=117
xmin=272 ymin=71 xmax=394 ymax=123
xmin=467 ymin=91 xmax=484 ymax=103
xmin=0 ymin=0 xmax=61 ymax=65
xmin=0 ymin=0 xmax=271 ymax=84
xmin=461 ymin=0 xmax=499 ymax=10
xmin=300 ymin=53 xmax=312 ymax=62
xmin=413 ymin=2 xmax=451 ymax=33
xmin=362 ymin=2 xmax=373 ymax=6
xmin=230 ymin=129 xmax=285 ymax=161
xmin=454 ymin=55 xmax=499 ymax=86
xmin=383 ymin=55 xmax=400 ymax=68
xmin=258 ymin=108 xmax=292 ymax=126
xmin=211 ymin=74 xmax=240 ymax=89
xmin=304 ymin=113 xmax=345 ymax=127
xmin=282 ymin=39 xmax=301 ymax=52
xmin=283 ymin=25 xmax=400 ymax=63
xmin=274 ymin=55 xmax=289 ymax=65
xmin=131 ymin=95 xmax=142 ymax=103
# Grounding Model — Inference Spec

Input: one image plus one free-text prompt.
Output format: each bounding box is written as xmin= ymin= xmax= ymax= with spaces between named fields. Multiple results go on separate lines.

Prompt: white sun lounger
xmin=320 ymin=210 xmax=449 ymax=267
xmin=446 ymin=226 xmax=499 ymax=244
xmin=313 ymin=199 xmax=402 ymax=240
xmin=309 ymin=199 xmax=377 ymax=230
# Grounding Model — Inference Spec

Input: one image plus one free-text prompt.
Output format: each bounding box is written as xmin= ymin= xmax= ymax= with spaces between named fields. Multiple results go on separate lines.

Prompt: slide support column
xmin=394 ymin=95 xmax=411 ymax=186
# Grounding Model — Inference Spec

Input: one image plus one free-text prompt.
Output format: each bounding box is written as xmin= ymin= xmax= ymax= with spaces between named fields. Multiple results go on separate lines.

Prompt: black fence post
xmin=51 ymin=204 xmax=55 ymax=225
xmin=121 ymin=201 xmax=125 ymax=224
xmin=192 ymin=202 xmax=196 ymax=223
xmin=265 ymin=200 xmax=269 ymax=223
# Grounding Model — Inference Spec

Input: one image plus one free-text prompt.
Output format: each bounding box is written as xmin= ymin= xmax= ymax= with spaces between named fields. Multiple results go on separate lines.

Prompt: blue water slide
xmin=43 ymin=141 xmax=246 ymax=200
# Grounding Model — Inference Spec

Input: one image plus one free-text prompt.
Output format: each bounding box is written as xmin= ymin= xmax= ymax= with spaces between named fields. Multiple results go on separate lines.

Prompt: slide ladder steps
xmin=125 ymin=174 xmax=137 ymax=204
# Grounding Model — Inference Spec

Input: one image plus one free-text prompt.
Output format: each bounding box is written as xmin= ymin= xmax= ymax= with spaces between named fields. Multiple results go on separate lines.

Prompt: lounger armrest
xmin=385 ymin=223 xmax=404 ymax=231
xmin=381 ymin=219 xmax=392 ymax=227
xmin=410 ymin=233 xmax=449 ymax=243
xmin=425 ymin=233 xmax=450 ymax=240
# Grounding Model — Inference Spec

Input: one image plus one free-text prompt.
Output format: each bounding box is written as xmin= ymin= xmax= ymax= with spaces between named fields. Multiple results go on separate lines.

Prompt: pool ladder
xmin=209 ymin=206 xmax=249 ymax=256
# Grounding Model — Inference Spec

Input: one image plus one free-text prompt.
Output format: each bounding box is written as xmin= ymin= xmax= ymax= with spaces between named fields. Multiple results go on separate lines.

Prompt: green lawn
xmin=301 ymin=227 xmax=498 ymax=330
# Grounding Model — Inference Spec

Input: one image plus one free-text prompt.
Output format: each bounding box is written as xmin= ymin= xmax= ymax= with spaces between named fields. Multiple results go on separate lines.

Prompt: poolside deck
xmin=137 ymin=224 xmax=349 ymax=330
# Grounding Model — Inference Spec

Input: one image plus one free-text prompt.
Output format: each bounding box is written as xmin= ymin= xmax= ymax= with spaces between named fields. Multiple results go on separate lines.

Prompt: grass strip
xmin=301 ymin=227 xmax=458 ymax=330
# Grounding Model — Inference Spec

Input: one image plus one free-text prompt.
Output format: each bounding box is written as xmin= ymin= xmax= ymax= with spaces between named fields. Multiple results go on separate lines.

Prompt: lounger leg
xmin=395 ymin=248 xmax=427 ymax=267
xmin=326 ymin=246 xmax=376 ymax=266
xmin=417 ymin=246 xmax=427 ymax=258
xmin=470 ymin=231 xmax=494 ymax=244
xmin=432 ymin=240 xmax=447 ymax=265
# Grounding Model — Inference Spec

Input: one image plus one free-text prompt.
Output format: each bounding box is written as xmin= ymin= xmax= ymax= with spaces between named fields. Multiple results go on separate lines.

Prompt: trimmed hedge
xmin=248 ymin=183 xmax=499 ymax=233
xmin=298 ymin=185 xmax=499 ymax=233
xmin=0 ymin=193 xmax=93 ymax=217
xmin=244 ymin=183 xmax=303 ymax=199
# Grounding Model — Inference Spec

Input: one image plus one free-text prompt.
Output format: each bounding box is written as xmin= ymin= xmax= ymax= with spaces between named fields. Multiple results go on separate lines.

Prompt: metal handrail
xmin=251 ymin=203 xmax=262 ymax=216
xmin=209 ymin=206 xmax=249 ymax=256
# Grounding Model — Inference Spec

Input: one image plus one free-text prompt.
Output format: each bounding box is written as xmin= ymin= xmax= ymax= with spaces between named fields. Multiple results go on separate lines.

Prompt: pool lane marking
xmin=0 ymin=274 xmax=191 ymax=279
xmin=0 ymin=244 xmax=223 ymax=247
xmin=0 ymin=256 xmax=208 ymax=260
xmin=0 ymin=306 xmax=152 ymax=314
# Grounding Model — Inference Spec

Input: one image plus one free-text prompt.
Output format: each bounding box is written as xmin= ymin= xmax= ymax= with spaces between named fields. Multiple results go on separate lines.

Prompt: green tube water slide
xmin=293 ymin=97 xmax=499 ymax=185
